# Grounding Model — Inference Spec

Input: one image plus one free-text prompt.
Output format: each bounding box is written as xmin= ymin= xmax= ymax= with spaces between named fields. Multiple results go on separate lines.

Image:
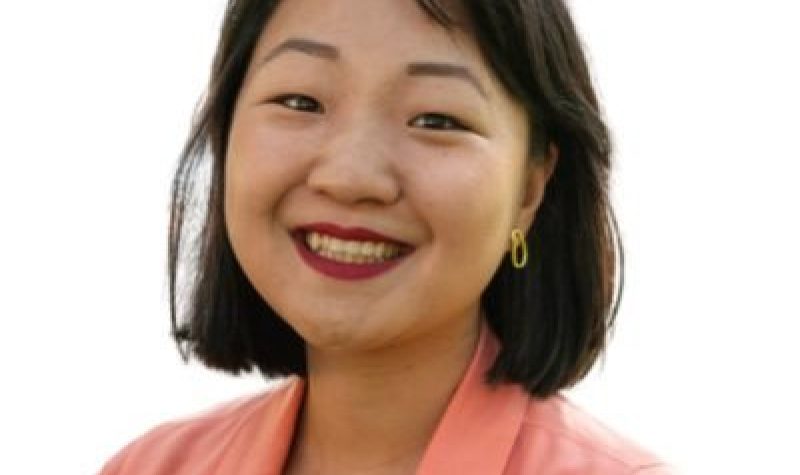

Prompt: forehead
xmin=249 ymin=0 xmax=486 ymax=77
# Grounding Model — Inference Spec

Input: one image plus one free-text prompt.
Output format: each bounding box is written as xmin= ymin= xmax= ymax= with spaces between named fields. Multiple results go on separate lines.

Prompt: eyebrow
xmin=407 ymin=62 xmax=487 ymax=98
xmin=259 ymin=38 xmax=340 ymax=65
xmin=258 ymin=37 xmax=487 ymax=98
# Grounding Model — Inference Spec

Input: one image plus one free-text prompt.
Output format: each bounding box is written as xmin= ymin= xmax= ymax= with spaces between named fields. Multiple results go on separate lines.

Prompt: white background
xmin=1 ymin=1 xmax=798 ymax=473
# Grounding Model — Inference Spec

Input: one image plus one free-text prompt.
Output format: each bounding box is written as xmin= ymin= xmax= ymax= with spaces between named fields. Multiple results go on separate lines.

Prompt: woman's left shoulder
xmin=506 ymin=395 xmax=678 ymax=474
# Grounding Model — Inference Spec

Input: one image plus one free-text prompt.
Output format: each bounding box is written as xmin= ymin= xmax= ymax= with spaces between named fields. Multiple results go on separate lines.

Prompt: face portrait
xmin=224 ymin=0 xmax=555 ymax=355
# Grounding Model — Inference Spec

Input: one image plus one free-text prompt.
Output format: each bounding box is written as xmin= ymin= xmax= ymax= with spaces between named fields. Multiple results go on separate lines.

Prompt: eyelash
xmin=270 ymin=94 xmax=469 ymax=132
xmin=408 ymin=113 xmax=467 ymax=131
xmin=272 ymin=94 xmax=323 ymax=113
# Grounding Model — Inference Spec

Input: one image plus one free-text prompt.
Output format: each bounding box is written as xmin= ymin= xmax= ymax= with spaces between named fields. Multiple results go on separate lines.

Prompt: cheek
xmin=407 ymin=151 xmax=518 ymax=251
xmin=400 ymin=157 xmax=516 ymax=324
xmin=225 ymin=115 xmax=318 ymax=218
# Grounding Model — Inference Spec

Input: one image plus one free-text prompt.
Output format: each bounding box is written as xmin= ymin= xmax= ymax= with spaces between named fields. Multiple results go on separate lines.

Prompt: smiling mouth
xmin=302 ymin=230 xmax=409 ymax=263
xmin=290 ymin=225 xmax=414 ymax=280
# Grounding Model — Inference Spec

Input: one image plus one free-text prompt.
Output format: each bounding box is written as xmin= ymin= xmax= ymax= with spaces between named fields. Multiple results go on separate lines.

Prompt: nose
xmin=307 ymin=120 xmax=401 ymax=206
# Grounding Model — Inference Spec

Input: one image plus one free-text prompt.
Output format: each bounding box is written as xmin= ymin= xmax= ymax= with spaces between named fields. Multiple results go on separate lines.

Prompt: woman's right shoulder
xmin=98 ymin=377 xmax=303 ymax=475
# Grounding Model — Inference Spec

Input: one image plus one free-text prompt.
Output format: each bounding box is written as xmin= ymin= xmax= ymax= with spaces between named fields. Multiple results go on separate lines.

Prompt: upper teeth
xmin=305 ymin=231 xmax=402 ymax=262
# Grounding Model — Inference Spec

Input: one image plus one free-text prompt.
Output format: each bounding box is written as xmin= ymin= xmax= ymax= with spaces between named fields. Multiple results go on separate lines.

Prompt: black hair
xmin=169 ymin=0 xmax=621 ymax=397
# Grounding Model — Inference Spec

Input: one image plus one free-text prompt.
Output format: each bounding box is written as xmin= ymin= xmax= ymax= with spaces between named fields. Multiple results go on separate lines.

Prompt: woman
xmin=102 ymin=0 xmax=672 ymax=473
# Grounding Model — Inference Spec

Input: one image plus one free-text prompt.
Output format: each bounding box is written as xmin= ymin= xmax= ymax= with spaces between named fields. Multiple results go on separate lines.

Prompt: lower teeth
xmin=317 ymin=249 xmax=390 ymax=263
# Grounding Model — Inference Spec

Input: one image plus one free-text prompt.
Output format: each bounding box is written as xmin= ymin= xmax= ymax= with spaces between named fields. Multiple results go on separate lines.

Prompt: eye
xmin=409 ymin=113 xmax=467 ymax=131
xmin=271 ymin=94 xmax=323 ymax=113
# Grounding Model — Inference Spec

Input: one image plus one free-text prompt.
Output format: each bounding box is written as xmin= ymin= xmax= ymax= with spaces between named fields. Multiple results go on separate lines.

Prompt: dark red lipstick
xmin=292 ymin=222 xmax=413 ymax=281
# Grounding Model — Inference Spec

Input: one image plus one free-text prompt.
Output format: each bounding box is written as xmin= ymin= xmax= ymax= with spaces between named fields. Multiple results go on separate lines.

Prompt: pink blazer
xmin=100 ymin=327 xmax=673 ymax=474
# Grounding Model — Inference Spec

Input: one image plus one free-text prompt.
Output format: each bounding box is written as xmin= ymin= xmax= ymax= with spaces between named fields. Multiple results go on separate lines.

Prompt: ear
xmin=515 ymin=142 xmax=559 ymax=233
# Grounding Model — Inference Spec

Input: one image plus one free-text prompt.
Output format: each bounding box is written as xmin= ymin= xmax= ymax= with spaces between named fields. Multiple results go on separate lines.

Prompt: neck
xmin=287 ymin=316 xmax=482 ymax=475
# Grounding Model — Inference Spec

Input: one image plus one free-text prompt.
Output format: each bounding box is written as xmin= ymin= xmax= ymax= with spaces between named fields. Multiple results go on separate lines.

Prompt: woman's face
xmin=225 ymin=0 xmax=553 ymax=353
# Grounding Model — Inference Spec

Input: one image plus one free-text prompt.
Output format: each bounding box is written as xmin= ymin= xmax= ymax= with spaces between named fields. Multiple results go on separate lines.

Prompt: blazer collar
xmin=244 ymin=322 xmax=527 ymax=475
xmin=415 ymin=323 xmax=528 ymax=475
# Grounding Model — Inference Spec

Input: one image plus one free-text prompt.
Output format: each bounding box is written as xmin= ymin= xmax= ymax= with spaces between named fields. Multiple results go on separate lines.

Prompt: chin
xmin=292 ymin=315 xmax=372 ymax=351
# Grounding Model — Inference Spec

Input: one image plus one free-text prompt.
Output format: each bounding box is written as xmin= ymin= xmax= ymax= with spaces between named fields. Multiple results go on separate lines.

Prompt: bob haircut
xmin=169 ymin=0 xmax=621 ymax=398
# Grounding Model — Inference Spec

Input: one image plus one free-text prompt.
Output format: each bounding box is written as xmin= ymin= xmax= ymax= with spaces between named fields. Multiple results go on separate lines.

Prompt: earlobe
xmin=516 ymin=142 xmax=559 ymax=233
xmin=544 ymin=142 xmax=559 ymax=180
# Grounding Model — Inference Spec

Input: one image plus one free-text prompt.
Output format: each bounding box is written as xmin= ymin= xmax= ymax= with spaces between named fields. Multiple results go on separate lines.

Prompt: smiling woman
xmin=100 ymin=0 xmax=673 ymax=474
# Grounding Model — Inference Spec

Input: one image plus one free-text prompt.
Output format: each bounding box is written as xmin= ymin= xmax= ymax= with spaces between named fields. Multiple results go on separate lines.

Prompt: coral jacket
xmin=100 ymin=326 xmax=673 ymax=474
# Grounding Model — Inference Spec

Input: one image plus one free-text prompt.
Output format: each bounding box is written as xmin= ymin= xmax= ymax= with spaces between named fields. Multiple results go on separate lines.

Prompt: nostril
xmin=306 ymin=159 xmax=401 ymax=206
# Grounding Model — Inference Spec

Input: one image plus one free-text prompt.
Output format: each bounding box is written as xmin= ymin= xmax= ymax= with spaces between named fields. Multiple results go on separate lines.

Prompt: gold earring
xmin=510 ymin=228 xmax=528 ymax=269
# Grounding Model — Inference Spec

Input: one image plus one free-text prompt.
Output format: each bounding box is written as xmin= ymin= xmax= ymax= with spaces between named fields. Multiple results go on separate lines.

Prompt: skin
xmin=224 ymin=0 xmax=557 ymax=473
